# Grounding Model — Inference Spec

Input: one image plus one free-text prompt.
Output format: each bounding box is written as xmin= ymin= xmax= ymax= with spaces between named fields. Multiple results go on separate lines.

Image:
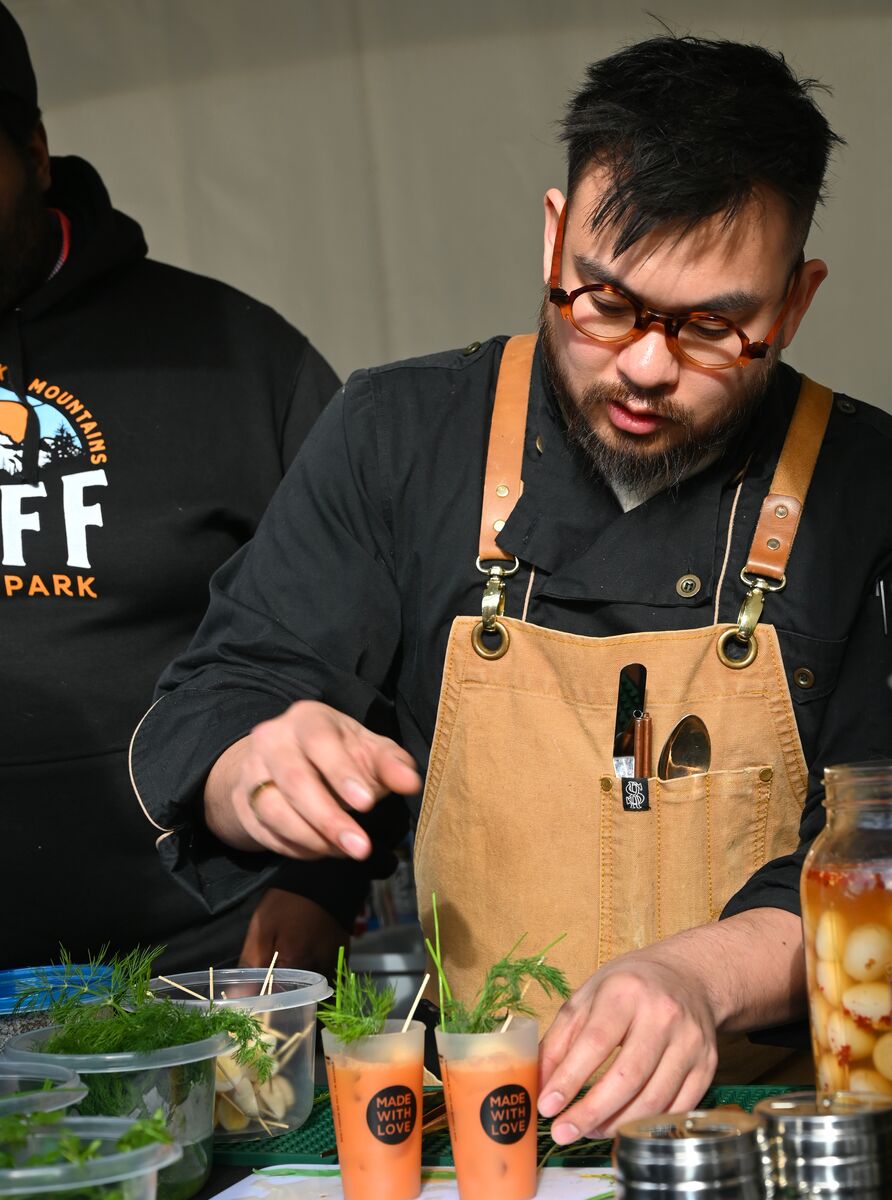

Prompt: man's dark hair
xmin=561 ymin=36 xmax=843 ymax=258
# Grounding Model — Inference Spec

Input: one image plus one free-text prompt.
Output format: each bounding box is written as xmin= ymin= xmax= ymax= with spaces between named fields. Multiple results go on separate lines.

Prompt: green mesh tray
xmin=213 ymin=1083 xmax=807 ymax=1168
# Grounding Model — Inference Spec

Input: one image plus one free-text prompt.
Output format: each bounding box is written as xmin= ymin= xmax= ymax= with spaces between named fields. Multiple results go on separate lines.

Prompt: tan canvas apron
xmin=414 ymin=335 xmax=832 ymax=1083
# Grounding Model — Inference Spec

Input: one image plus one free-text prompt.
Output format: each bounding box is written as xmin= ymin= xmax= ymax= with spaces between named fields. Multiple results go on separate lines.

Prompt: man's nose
xmin=615 ymin=323 xmax=681 ymax=392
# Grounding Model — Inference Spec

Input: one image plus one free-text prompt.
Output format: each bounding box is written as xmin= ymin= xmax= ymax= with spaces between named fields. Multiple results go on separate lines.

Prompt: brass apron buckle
xmin=716 ymin=569 xmax=786 ymax=670
xmin=472 ymin=556 xmax=518 ymax=660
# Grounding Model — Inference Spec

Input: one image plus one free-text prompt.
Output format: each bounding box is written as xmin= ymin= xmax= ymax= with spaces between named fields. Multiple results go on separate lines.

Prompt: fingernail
xmin=339 ymin=831 xmax=370 ymax=858
xmin=343 ymin=778 xmax=374 ymax=806
xmin=538 ymin=1090 xmax=565 ymax=1117
xmin=552 ymin=1121 xmax=579 ymax=1144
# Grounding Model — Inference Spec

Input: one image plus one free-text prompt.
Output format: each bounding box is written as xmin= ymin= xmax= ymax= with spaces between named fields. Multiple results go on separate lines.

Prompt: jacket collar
xmin=496 ymin=340 xmax=800 ymax=607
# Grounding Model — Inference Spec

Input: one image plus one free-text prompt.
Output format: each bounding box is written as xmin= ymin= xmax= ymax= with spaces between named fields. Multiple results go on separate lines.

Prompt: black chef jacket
xmin=130 ymin=336 xmax=892 ymax=931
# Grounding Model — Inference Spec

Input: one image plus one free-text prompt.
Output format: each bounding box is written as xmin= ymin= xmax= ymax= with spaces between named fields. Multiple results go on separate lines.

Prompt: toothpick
xmin=209 ymin=967 xmax=214 ymax=1002
xmin=260 ymin=951 xmax=279 ymax=997
xmin=401 ymin=973 xmax=430 ymax=1033
xmin=157 ymin=976 xmax=208 ymax=1002
xmin=500 ymin=956 xmax=544 ymax=1033
xmin=276 ymin=1024 xmax=314 ymax=1068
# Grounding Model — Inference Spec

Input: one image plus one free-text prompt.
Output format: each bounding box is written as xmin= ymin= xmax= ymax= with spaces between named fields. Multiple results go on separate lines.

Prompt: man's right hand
xmin=203 ymin=700 xmax=421 ymax=861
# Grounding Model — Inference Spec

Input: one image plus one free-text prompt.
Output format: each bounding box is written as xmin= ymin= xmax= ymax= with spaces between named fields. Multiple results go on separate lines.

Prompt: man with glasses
xmin=132 ymin=36 xmax=891 ymax=1137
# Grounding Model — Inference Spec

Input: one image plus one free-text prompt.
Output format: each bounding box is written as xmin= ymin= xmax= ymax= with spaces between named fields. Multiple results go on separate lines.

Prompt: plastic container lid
xmin=149 ymin=968 xmax=331 ymax=1015
xmin=0 ymin=966 xmax=112 ymax=1016
xmin=0 ymin=1115 xmax=182 ymax=1194
xmin=0 ymin=1061 xmax=87 ymax=1116
xmin=3 ymin=1024 xmax=230 ymax=1073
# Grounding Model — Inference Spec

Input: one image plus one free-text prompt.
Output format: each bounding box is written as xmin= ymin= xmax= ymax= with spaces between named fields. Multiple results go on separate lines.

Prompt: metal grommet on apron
xmin=416 ymin=335 xmax=833 ymax=1085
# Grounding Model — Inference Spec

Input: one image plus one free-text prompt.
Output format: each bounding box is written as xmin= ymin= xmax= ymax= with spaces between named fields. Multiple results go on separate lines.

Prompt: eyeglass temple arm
xmin=748 ymin=257 xmax=804 ymax=354
xmin=549 ymin=203 xmax=568 ymax=293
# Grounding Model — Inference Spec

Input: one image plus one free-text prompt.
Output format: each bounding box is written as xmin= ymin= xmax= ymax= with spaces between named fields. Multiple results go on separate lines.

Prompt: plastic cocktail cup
xmin=436 ymin=1017 xmax=539 ymax=1200
xmin=322 ymin=1018 xmax=424 ymax=1200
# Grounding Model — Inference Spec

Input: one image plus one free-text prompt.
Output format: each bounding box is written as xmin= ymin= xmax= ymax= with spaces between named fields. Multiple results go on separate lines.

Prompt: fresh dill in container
xmin=426 ymin=893 xmax=571 ymax=1200
xmin=5 ymin=948 xmax=274 ymax=1200
xmin=0 ymin=1108 xmax=180 ymax=1200
xmin=318 ymin=947 xmax=425 ymax=1200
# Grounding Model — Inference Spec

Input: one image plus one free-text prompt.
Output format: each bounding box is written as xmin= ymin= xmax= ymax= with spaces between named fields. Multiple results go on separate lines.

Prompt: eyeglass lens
xmin=571 ymin=289 xmax=745 ymax=368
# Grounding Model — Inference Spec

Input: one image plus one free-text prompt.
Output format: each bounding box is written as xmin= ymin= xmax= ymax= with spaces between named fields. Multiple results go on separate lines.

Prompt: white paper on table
xmin=210 ymin=1163 xmax=617 ymax=1200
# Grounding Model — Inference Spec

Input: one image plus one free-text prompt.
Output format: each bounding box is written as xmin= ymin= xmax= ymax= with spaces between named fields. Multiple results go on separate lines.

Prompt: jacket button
xmin=759 ymin=767 xmax=774 ymax=783
xmin=794 ymin=667 xmax=815 ymax=689
xmin=600 ymin=777 xmax=613 ymax=792
xmin=836 ymin=397 xmax=856 ymax=415
xmin=676 ymin=574 xmax=701 ymax=597
xmin=463 ymin=341 xmax=481 ymax=356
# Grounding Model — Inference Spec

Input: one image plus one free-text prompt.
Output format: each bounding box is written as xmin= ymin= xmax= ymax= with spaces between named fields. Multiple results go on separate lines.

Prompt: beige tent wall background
xmin=12 ymin=0 xmax=892 ymax=411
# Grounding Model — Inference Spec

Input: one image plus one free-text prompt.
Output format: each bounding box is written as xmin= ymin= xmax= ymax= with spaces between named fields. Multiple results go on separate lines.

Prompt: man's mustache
xmin=575 ymin=382 xmax=694 ymax=431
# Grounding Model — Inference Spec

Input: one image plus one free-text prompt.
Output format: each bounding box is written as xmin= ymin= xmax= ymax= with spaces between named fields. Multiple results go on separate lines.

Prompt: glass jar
xmin=802 ymin=762 xmax=892 ymax=1097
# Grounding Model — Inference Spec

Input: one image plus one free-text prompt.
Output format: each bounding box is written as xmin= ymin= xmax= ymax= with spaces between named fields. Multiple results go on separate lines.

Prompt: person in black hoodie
xmin=0 ymin=3 xmax=355 ymax=973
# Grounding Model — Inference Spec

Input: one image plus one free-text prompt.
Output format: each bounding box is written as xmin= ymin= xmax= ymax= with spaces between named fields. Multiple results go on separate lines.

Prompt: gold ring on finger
xmin=248 ymin=778 xmax=276 ymax=811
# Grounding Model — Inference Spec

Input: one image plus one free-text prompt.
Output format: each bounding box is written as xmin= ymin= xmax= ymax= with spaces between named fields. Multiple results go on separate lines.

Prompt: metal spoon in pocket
xmin=657 ymin=715 xmax=711 ymax=780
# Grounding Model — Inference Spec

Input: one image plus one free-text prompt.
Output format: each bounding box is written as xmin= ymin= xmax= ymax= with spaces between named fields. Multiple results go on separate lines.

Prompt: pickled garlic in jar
xmin=804 ymin=866 xmax=892 ymax=1095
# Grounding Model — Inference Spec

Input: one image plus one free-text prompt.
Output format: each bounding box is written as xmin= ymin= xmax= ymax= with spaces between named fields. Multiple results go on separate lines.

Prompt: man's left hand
xmin=238 ymin=888 xmax=349 ymax=979
xmin=538 ymin=954 xmax=718 ymax=1141
xmin=537 ymin=908 xmax=805 ymax=1142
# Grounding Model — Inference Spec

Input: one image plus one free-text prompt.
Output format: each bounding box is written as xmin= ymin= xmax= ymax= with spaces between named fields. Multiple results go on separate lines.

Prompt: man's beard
xmin=0 ymin=162 xmax=53 ymax=313
xmin=539 ymin=299 xmax=779 ymax=496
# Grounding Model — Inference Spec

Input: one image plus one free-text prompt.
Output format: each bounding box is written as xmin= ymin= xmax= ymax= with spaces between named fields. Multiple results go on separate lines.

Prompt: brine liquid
xmin=803 ymin=865 xmax=892 ymax=1096
xmin=440 ymin=1054 xmax=538 ymax=1200
xmin=325 ymin=1055 xmax=422 ymax=1200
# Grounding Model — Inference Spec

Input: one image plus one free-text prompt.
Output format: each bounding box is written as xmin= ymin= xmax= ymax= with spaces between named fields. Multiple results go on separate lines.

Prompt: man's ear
xmin=779 ymin=258 xmax=827 ymax=348
xmin=29 ymin=121 xmax=51 ymax=193
xmin=543 ymin=187 xmax=566 ymax=284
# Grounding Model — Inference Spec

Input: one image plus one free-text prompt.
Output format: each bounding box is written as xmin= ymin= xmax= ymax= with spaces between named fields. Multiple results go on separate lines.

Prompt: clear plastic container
xmin=3 ymin=1025 xmax=228 ymax=1200
xmin=801 ymin=762 xmax=892 ymax=1096
xmin=148 ymin=968 xmax=331 ymax=1140
xmin=322 ymin=1019 xmax=424 ymax=1200
xmin=0 ymin=1114 xmax=181 ymax=1197
xmin=0 ymin=1060 xmax=87 ymax=1116
xmin=435 ymin=1017 xmax=539 ymax=1200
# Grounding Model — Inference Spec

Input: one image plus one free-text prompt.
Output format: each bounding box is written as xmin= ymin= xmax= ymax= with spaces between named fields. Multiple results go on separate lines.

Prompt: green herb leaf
xmin=318 ymin=945 xmax=394 ymax=1043
xmin=425 ymin=896 xmax=572 ymax=1033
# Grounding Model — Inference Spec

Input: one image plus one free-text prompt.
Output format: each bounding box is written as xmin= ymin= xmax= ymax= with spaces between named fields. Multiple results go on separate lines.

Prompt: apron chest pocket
xmin=598 ymin=766 xmax=795 ymax=963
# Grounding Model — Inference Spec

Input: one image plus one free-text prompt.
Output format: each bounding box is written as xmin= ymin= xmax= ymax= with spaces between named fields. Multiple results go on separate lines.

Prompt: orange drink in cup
xmin=322 ymin=1018 xmax=424 ymax=1200
xmin=436 ymin=1017 xmax=539 ymax=1200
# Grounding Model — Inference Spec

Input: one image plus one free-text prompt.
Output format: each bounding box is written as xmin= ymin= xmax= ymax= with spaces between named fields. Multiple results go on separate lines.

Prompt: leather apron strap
xmin=744 ymin=376 xmax=833 ymax=582
xmin=478 ymin=334 xmax=537 ymax=562
xmin=475 ymin=343 xmax=833 ymax=662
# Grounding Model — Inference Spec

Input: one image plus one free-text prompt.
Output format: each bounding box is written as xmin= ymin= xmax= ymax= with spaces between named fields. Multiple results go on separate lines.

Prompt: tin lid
xmin=755 ymin=1089 xmax=892 ymax=1128
xmin=616 ymin=1110 xmax=765 ymax=1185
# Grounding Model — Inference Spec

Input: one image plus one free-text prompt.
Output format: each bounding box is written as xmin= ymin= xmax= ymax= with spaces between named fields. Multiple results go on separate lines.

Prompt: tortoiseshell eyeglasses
xmin=548 ymin=204 xmax=800 ymax=370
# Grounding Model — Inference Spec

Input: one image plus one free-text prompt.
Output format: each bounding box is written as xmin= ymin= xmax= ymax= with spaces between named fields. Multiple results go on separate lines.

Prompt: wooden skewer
xmin=276 ymin=1024 xmax=314 ymax=1069
xmin=260 ymin=951 xmax=279 ymax=997
xmin=157 ymin=976 xmax=208 ymax=1002
xmin=401 ymin=973 xmax=430 ymax=1033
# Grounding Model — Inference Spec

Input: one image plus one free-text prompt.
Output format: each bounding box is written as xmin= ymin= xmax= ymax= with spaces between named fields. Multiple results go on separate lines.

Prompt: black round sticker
xmin=365 ymin=1085 xmax=417 ymax=1144
xmin=479 ymin=1084 xmax=532 ymax=1144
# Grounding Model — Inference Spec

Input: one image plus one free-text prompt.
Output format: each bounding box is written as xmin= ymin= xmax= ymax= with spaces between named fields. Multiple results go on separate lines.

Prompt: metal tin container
xmin=755 ymin=1090 xmax=892 ymax=1197
xmin=615 ymin=1110 xmax=768 ymax=1197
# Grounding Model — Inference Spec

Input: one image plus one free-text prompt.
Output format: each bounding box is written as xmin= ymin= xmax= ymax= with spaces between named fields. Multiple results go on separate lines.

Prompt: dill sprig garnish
xmin=14 ymin=947 xmax=274 ymax=1084
xmin=425 ymin=893 xmax=571 ymax=1033
xmin=317 ymin=946 xmax=395 ymax=1043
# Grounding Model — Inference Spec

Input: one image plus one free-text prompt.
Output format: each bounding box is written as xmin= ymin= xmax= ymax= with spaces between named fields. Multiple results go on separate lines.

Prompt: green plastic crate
xmin=213 ymin=1083 xmax=808 ymax=1169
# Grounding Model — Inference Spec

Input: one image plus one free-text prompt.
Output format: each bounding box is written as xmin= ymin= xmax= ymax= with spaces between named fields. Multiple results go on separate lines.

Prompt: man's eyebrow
xmin=572 ymin=254 xmax=761 ymax=315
